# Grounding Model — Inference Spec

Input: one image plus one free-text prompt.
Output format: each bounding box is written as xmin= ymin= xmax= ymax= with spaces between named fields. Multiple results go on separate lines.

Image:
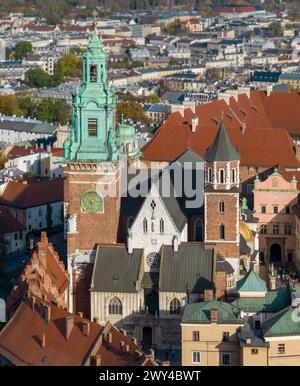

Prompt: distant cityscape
xmin=0 ymin=1 xmax=300 ymax=368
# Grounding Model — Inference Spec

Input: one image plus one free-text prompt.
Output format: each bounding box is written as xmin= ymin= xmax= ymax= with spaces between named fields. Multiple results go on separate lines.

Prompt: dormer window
xmin=90 ymin=65 xmax=97 ymax=82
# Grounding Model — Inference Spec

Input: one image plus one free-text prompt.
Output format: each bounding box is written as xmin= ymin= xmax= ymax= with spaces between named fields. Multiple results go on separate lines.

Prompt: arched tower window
xmin=219 ymin=224 xmax=225 ymax=240
xmin=108 ymin=297 xmax=122 ymax=315
xmin=219 ymin=169 xmax=225 ymax=184
xmin=232 ymin=168 xmax=236 ymax=183
xmin=170 ymin=298 xmax=181 ymax=315
xmin=219 ymin=200 xmax=225 ymax=213
xmin=160 ymin=218 xmax=164 ymax=234
xmin=90 ymin=65 xmax=97 ymax=82
xmin=208 ymin=167 xmax=213 ymax=183
xmin=143 ymin=218 xmax=148 ymax=234
xmin=194 ymin=218 xmax=203 ymax=241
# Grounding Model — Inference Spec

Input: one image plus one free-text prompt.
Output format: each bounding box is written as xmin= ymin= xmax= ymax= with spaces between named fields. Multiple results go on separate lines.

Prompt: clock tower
xmin=63 ymin=30 xmax=122 ymax=317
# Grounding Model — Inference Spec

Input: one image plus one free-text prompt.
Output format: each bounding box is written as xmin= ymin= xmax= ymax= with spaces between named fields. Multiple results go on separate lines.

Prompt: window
xmin=285 ymin=224 xmax=292 ymax=235
xmin=38 ymin=208 xmax=42 ymax=216
xmin=192 ymin=351 xmax=201 ymax=364
xmin=273 ymin=206 xmax=279 ymax=214
xmin=278 ymin=344 xmax=285 ymax=355
xmin=160 ymin=218 xmax=164 ymax=234
xmin=232 ymin=168 xmax=236 ymax=183
xmin=247 ymin=184 xmax=254 ymax=195
xmin=251 ymin=349 xmax=258 ymax=355
xmin=88 ymin=118 xmax=97 ymax=137
xmin=143 ymin=218 xmax=148 ymax=234
xmin=90 ymin=64 xmax=97 ymax=82
xmin=261 ymin=205 xmax=266 ymax=214
xmin=208 ymin=168 xmax=213 ymax=182
xmin=219 ymin=224 xmax=225 ymax=240
xmin=108 ymin=297 xmax=122 ymax=315
xmin=219 ymin=169 xmax=225 ymax=184
xmin=14 ymin=233 xmax=18 ymax=240
xmin=222 ymin=332 xmax=229 ymax=342
xmin=273 ymin=223 xmax=280 ymax=235
xmin=170 ymin=298 xmax=181 ymax=315
xmin=219 ymin=200 xmax=225 ymax=213
xmin=192 ymin=331 xmax=200 ymax=342
xmin=255 ymin=320 xmax=261 ymax=329
xmin=222 ymin=353 xmax=230 ymax=365
xmin=28 ymin=210 xmax=32 ymax=219
xmin=285 ymin=206 xmax=291 ymax=214
xmin=260 ymin=224 xmax=267 ymax=234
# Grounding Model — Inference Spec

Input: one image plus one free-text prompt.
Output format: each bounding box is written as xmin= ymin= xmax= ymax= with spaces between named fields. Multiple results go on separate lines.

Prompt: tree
xmin=116 ymin=101 xmax=149 ymax=124
xmin=57 ymin=54 xmax=82 ymax=78
xmin=269 ymin=21 xmax=283 ymax=37
xmin=15 ymin=41 xmax=32 ymax=60
xmin=145 ymin=94 xmax=160 ymax=104
xmin=25 ymin=68 xmax=52 ymax=88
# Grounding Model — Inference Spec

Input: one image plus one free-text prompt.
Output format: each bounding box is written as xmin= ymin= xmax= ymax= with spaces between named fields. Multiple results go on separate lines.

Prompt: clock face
xmin=146 ymin=253 xmax=161 ymax=270
xmin=81 ymin=190 xmax=103 ymax=213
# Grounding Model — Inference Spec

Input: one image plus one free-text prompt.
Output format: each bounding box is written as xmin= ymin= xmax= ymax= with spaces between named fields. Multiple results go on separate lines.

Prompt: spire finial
xmin=92 ymin=9 xmax=97 ymax=31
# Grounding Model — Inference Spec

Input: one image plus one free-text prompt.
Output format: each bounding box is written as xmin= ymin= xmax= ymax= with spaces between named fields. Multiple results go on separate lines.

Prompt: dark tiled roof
xmin=205 ymin=121 xmax=240 ymax=162
xmin=0 ymin=208 xmax=25 ymax=234
xmin=159 ymin=243 xmax=214 ymax=293
xmin=91 ymin=245 xmax=142 ymax=293
xmin=216 ymin=257 xmax=234 ymax=274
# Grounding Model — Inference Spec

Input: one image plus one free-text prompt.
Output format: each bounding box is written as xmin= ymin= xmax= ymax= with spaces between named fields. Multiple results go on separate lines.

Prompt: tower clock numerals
xmin=81 ymin=190 xmax=103 ymax=213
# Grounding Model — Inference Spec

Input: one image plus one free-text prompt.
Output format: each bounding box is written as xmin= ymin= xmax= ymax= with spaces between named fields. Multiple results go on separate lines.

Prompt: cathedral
xmin=63 ymin=30 xmax=246 ymax=362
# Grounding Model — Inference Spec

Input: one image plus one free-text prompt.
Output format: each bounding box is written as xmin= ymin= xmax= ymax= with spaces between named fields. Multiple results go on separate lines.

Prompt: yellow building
xmin=181 ymin=271 xmax=300 ymax=366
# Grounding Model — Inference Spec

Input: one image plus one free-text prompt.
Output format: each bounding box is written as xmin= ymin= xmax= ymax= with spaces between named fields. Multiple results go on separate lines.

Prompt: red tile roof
xmin=7 ymin=146 xmax=45 ymax=159
xmin=0 ymin=208 xmax=25 ymax=234
xmin=0 ymin=297 xmax=157 ymax=366
xmin=0 ymin=179 xmax=64 ymax=209
xmin=142 ymin=91 xmax=300 ymax=168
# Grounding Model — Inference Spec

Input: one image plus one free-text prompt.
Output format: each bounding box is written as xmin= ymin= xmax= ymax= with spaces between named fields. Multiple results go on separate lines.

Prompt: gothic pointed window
xmin=108 ymin=297 xmax=122 ymax=315
xmin=219 ymin=200 xmax=225 ymax=213
xmin=194 ymin=218 xmax=203 ymax=241
xmin=170 ymin=298 xmax=181 ymax=315
xmin=90 ymin=65 xmax=97 ymax=83
xmin=143 ymin=218 xmax=148 ymax=234
xmin=160 ymin=218 xmax=164 ymax=234
xmin=220 ymin=224 xmax=225 ymax=240
xmin=88 ymin=118 xmax=97 ymax=137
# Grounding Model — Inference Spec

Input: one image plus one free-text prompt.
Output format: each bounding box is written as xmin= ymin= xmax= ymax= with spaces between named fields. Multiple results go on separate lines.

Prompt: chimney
xmin=90 ymin=354 xmax=102 ymax=366
xmin=173 ymin=235 xmax=178 ymax=252
xmin=30 ymin=296 xmax=36 ymax=310
xmin=210 ymin=308 xmax=218 ymax=324
xmin=108 ymin=332 xmax=113 ymax=344
xmin=241 ymin=121 xmax=246 ymax=134
xmin=125 ymin=344 xmax=130 ymax=353
xmin=131 ymin=337 xmax=138 ymax=345
xmin=149 ymin=348 xmax=155 ymax=361
xmin=120 ymin=340 xmax=125 ymax=353
xmin=204 ymin=289 xmax=214 ymax=301
xmin=44 ymin=304 xmax=51 ymax=323
xmin=41 ymin=333 xmax=46 ymax=348
xmin=93 ymin=317 xmax=99 ymax=324
xmin=82 ymin=321 xmax=90 ymax=337
xmin=134 ymin=349 xmax=143 ymax=360
xmin=64 ymin=316 xmax=74 ymax=340
xmin=191 ymin=116 xmax=198 ymax=133
xmin=77 ymin=312 xmax=83 ymax=318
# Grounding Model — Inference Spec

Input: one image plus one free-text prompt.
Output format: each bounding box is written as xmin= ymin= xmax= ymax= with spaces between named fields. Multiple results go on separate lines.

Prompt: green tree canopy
xmin=15 ymin=41 xmax=32 ymax=60
xmin=57 ymin=54 xmax=82 ymax=78
xmin=25 ymin=68 xmax=52 ymax=88
xmin=116 ymin=101 xmax=149 ymax=124
xmin=269 ymin=21 xmax=283 ymax=37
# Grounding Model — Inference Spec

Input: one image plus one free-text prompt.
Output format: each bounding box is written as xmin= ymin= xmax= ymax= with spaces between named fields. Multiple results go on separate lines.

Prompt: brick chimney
xmin=41 ymin=333 xmax=46 ymax=348
xmin=64 ymin=316 xmax=74 ymax=340
xmin=210 ymin=308 xmax=218 ymax=324
xmin=93 ymin=317 xmax=99 ymax=324
xmin=149 ymin=348 xmax=155 ymax=361
xmin=107 ymin=332 xmax=113 ymax=344
xmin=82 ymin=321 xmax=90 ymax=337
xmin=90 ymin=354 xmax=102 ymax=366
xmin=204 ymin=289 xmax=214 ymax=301
xmin=191 ymin=116 xmax=198 ymax=133
xmin=120 ymin=340 xmax=125 ymax=353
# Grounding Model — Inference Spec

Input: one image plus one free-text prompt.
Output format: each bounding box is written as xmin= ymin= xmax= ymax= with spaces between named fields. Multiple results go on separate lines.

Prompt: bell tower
xmin=63 ymin=30 xmax=121 ymax=317
xmin=204 ymin=121 xmax=240 ymax=275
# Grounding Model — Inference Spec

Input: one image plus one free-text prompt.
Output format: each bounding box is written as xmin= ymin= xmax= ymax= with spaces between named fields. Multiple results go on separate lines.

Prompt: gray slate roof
xmin=159 ymin=243 xmax=214 ymax=293
xmin=91 ymin=246 xmax=142 ymax=293
xmin=205 ymin=121 xmax=240 ymax=162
